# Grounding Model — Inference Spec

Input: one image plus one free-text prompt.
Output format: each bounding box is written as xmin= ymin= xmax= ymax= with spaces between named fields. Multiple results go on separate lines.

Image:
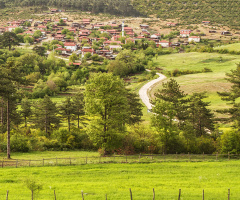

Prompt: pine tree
xmin=33 ymin=95 xmax=60 ymax=135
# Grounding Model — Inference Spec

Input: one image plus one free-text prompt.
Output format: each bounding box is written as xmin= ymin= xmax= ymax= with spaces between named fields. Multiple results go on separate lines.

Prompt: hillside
xmin=0 ymin=0 xmax=239 ymax=29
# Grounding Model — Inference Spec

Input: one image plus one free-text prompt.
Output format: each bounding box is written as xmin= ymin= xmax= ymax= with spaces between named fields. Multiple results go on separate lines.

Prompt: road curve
xmin=139 ymin=71 xmax=167 ymax=109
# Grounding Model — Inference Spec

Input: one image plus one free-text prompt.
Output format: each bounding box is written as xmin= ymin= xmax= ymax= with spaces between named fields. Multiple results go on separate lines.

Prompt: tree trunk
xmin=68 ymin=116 xmax=70 ymax=132
xmin=45 ymin=110 xmax=47 ymax=134
xmin=7 ymin=99 xmax=10 ymax=159
xmin=25 ymin=116 xmax=27 ymax=127
xmin=1 ymin=98 xmax=3 ymax=133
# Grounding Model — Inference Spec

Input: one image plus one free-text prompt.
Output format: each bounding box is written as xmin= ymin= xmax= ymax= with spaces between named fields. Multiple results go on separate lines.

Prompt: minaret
xmin=122 ymin=21 xmax=124 ymax=37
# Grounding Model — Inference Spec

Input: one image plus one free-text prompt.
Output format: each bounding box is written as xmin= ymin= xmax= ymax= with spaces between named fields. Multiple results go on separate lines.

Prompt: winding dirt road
xmin=139 ymin=72 xmax=167 ymax=109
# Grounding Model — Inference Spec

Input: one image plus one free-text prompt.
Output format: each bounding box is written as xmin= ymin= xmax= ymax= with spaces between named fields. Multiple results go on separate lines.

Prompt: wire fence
xmin=1 ymin=152 xmax=238 ymax=168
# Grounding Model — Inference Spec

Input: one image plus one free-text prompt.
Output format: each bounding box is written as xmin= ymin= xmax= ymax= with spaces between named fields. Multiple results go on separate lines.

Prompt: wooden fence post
xmin=203 ymin=189 xmax=204 ymax=200
xmin=126 ymin=154 xmax=128 ymax=163
xmin=81 ymin=190 xmax=84 ymax=200
xmin=139 ymin=153 xmax=141 ymax=162
xmin=2 ymin=160 xmax=4 ymax=168
xmin=29 ymin=160 xmax=31 ymax=167
xmin=69 ymin=157 xmax=71 ymax=165
xmin=178 ymin=189 xmax=181 ymax=200
xmin=6 ymin=190 xmax=9 ymax=200
xmin=16 ymin=160 xmax=18 ymax=168
xmin=153 ymin=188 xmax=155 ymax=200
xmin=228 ymin=152 xmax=230 ymax=160
xmin=216 ymin=152 xmax=218 ymax=161
xmin=228 ymin=188 xmax=230 ymax=200
xmin=188 ymin=152 xmax=190 ymax=162
xmin=54 ymin=190 xmax=57 ymax=200
xmin=130 ymin=188 xmax=132 ymax=200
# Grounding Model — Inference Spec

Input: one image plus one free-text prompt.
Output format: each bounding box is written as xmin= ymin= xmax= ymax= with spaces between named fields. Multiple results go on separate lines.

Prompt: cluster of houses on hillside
xmin=0 ymin=12 xmax=232 ymax=62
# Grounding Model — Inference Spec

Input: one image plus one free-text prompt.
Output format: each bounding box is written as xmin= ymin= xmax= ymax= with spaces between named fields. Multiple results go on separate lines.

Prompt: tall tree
xmin=126 ymin=90 xmax=143 ymax=125
xmin=33 ymin=95 xmax=60 ymax=135
xmin=0 ymin=61 xmax=25 ymax=159
xmin=1 ymin=32 xmax=19 ymax=51
xmin=154 ymin=78 xmax=188 ymax=127
xmin=58 ymin=97 xmax=75 ymax=132
xmin=72 ymin=92 xmax=85 ymax=129
xmin=20 ymin=98 xmax=32 ymax=127
xmin=186 ymin=92 xmax=215 ymax=136
xmin=151 ymin=99 xmax=180 ymax=154
xmin=218 ymin=63 xmax=240 ymax=129
xmin=85 ymin=73 xmax=128 ymax=153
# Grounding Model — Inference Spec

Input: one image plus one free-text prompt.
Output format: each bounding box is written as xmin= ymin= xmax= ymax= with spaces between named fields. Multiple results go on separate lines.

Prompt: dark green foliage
xmin=33 ymin=95 xmax=60 ymax=135
xmin=1 ymin=32 xmax=19 ymax=50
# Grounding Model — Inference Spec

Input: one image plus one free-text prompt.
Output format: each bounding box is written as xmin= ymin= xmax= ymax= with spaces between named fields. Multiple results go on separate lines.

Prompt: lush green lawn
xmin=0 ymin=161 xmax=240 ymax=199
xmin=214 ymin=42 xmax=240 ymax=51
xmin=151 ymin=52 xmax=240 ymax=113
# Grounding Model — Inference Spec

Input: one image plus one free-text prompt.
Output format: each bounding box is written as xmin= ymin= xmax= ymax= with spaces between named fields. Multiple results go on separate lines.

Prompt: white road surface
xmin=139 ymin=72 xmax=167 ymax=109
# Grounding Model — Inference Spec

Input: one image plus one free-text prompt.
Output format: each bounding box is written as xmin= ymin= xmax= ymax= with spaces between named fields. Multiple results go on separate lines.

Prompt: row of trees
xmin=0 ymin=70 xmax=143 ymax=157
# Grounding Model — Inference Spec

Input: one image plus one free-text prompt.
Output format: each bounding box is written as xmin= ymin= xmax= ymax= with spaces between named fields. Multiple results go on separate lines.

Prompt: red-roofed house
xmin=180 ymin=30 xmax=192 ymax=37
xmin=64 ymin=42 xmax=77 ymax=51
xmin=82 ymin=48 xmax=94 ymax=57
xmin=82 ymin=19 xmax=91 ymax=25
xmin=157 ymin=40 xmax=171 ymax=48
xmin=54 ymin=34 xmax=65 ymax=40
xmin=202 ymin=21 xmax=210 ymax=24
xmin=5 ymin=26 xmax=18 ymax=32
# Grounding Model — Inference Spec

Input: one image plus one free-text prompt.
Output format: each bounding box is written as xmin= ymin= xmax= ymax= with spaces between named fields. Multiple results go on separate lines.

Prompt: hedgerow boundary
xmin=1 ymin=153 xmax=237 ymax=168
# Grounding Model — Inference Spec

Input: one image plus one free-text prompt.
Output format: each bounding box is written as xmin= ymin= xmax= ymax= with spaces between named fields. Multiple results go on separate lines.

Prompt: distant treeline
xmin=0 ymin=0 xmax=239 ymax=28
xmin=0 ymin=0 xmax=142 ymax=16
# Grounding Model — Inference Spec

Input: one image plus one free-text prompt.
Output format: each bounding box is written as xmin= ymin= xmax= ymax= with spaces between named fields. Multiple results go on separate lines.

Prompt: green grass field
xmin=214 ymin=43 xmax=240 ymax=51
xmin=0 ymin=160 xmax=240 ymax=200
xmin=151 ymin=52 xmax=240 ymax=113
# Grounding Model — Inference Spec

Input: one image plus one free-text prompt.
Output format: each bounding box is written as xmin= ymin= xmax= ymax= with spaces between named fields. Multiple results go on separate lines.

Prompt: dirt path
xmin=139 ymin=71 xmax=167 ymax=109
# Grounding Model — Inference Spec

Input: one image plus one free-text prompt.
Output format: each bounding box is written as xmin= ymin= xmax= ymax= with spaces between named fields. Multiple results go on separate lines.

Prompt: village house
xmin=54 ymin=34 xmax=65 ymax=41
xmin=81 ymin=48 xmax=94 ymax=57
xmin=140 ymin=24 xmax=149 ymax=29
xmin=5 ymin=26 xmax=18 ymax=32
xmin=221 ymin=31 xmax=231 ymax=35
xmin=64 ymin=42 xmax=78 ymax=51
xmin=109 ymin=45 xmax=122 ymax=51
xmin=188 ymin=36 xmax=201 ymax=43
xmin=202 ymin=21 xmax=211 ymax=24
xmin=157 ymin=40 xmax=171 ymax=48
xmin=180 ymin=30 xmax=192 ymax=37
xmin=82 ymin=19 xmax=91 ymax=25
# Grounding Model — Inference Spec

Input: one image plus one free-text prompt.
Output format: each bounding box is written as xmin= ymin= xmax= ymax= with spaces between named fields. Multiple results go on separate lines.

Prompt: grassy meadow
xmin=151 ymin=52 xmax=240 ymax=114
xmin=0 ymin=160 xmax=240 ymax=199
xmin=214 ymin=42 xmax=240 ymax=51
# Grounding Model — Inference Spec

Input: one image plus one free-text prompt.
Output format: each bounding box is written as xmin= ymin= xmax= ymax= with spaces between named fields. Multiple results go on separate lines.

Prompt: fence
xmin=0 ymin=152 xmax=238 ymax=168
xmin=4 ymin=188 xmax=232 ymax=200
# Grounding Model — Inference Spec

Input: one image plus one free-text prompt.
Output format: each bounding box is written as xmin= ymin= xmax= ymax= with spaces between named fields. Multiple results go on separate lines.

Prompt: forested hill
xmin=0 ymin=0 xmax=240 ymax=29
xmin=0 ymin=0 xmax=142 ymax=16
xmin=132 ymin=0 xmax=240 ymax=29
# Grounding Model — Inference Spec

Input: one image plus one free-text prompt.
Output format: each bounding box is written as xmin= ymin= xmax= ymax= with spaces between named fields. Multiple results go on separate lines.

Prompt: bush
xmin=11 ymin=134 xmax=30 ymax=152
